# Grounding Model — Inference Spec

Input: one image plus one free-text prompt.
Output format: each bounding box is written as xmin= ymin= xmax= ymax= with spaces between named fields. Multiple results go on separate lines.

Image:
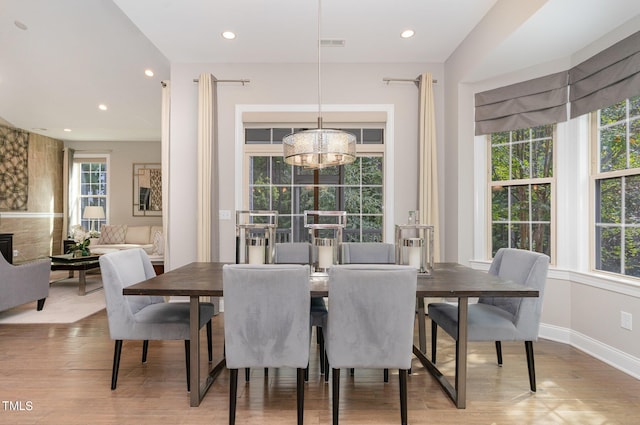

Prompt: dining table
xmin=123 ymin=262 xmax=539 ymax=408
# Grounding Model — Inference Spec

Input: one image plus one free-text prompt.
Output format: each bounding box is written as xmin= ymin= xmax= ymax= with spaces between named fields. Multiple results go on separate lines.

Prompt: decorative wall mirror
xmin=133 ymin=163 xmax=162 ymax=216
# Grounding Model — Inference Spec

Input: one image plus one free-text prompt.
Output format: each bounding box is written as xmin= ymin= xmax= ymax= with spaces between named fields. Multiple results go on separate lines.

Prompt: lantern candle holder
xmin=304 ymin=210 xmax=346 ymax=275
xmin=235 ymin=210 xmax=278 ymax=265
xmin=395 ymin=224 xmax=434 ymax=275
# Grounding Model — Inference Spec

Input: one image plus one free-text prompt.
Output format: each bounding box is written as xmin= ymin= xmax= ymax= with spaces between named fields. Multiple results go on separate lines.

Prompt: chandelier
xmin=282 ymin=0 xmax=356 ymax=169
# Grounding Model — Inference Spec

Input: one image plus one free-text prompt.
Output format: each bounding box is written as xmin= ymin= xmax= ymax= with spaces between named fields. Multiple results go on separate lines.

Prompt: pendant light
xmin=282 ymin=0 xmax=356 ymax=169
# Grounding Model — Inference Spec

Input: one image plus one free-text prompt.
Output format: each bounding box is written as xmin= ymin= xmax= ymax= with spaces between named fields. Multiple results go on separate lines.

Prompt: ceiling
xmin=1 ymin=0 xmax=639 ymax=143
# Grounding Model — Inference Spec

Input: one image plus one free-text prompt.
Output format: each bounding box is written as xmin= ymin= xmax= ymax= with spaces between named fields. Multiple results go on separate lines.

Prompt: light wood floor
xmin=1 ymin=304 xmax=640 ymax=424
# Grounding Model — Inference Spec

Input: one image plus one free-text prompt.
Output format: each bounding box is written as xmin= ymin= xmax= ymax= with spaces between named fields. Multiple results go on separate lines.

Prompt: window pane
xmin=625 ymin=228 xmax=640 ymax=277
xmin=250 ymin=157 xmax=269 ymax=184
xmin=511 ymin=223 xmax=530 ymax=250
xmin=630 ymin=118 xmax=640 ymax=169
xmin=511 ymin=142 xmax=530 ymax=180
xmin=491 ymin=145 xmax=509 ymax=181
xmin=532 ymin=223 xmax=550 ymax=256
xmin=296 ymin=187 xmax=315 ymax=213
xmin=343 ymin=158 xmax=361 ymax=185
xmin=273 ymin=186 xmax=291 ymax=215
xmin=362 ymin=129 xmax=383 ymax=144
xmin=341 ymin=129 xmax=361 ymax=143
xmin=532 ymin=183 xmax=551 ymax=221
xmin=318 ymin=186 xmax=337 ymax=210
xmin=532 ymin=124 xmax=553 ymax=139
xmin=491 ymin=186 xmax=508 ymax=221
xmin=344 ymin=187 xmax=360 ymax=214
xmin=600 ymin=123 xmax=627 ymax=172
xmin=271 ymin=157 xmax=291 ymax=184
xmin=630 ymin=95 xmax=640 ymax=118
xmin=245 ymin=128 xmax=271 ymax=144
xmin=361 ymin=187 xmax=382 ymax=214
xmin=512 ymin=128 xmax=529 ymax=142
xmin=250 ymin=187 xmax=270 ymax=210
xmin=344 ymin=219 xmax=360 ymax=242
xmin=597 ymin=178 xmax=621 ymax=223
xmin=492 ymin=223 xmax=509 ymax=256
xmin=626 ymin=175 xmax=640 ymax=224
xmin=600 ymin=99 xmax=627 ymax=126
xmin=362 ymin=157 xmax=383 ymax=185
xmin=272 ymin=128 xmax=291 ymax=144
xmin=510 ymin=185 xmax=529 ymax=222
xmin=596 ymin=226 xmax=621 ymax=273
xmin=362 ymin=215 xmax=383 ymax=242
xmin=491 ymin=131 xmax=509 ymax=145
xmin=532 ymin=139 xmax=553 ymax=178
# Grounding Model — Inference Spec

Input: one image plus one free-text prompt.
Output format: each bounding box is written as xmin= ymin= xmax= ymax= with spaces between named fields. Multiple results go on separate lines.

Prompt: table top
xmin=50 ymin=254 xmax=101 ymax=264
xmin=123 ymin=262 xmax=539 ymax=298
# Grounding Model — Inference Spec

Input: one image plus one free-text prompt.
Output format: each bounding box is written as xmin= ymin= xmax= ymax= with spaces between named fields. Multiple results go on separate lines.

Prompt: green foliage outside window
xmin=489 ymin=125 xmax=553 ymax=257
xmin=595 ymin=96 xmax=640 ymax=277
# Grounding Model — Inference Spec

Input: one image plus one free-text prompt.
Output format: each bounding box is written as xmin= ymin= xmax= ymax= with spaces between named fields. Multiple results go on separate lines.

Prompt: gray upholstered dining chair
xmin=340 ymin=242 xmax=396 ymax=381
xmin=428 ymin=248 xmax=549 ymax=392
xmin=223 ymin=264 xmax=311 ymax=425
xmin=99 ymin=248 xmax=215 ymax=391
xmin=327 ymin=264 xmax=417 ymax=425
xmin=340 ymin=242 xmax=395 ymax=264
xmin=274 ymin=242 xmax=329 ymax=381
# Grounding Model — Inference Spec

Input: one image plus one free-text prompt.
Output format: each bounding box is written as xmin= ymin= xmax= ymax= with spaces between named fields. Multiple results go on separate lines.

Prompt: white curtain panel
xmin=418 ymin=73 xmax=440 ymax=261
xmin=161 ymin=81 xmax=171 ymax=267
xmin=197 ymin=74 xmax=220 ymax=262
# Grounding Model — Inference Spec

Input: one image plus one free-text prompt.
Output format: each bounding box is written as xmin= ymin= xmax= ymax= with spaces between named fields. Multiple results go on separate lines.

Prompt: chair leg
xmin=111 ymin=340 xmax=123 ymax=390
xmin=207 ymin=320 xmax=213 ymax=362
xmin=185 ymin=340 xmax=190 ymax=392
xmin=318 ymin=327 xmax=326 ymax=374
xmin=229 ymin=368 xmax=238 ymax=425
xmin=399 ymin=369 xmax=408 ymax=425
xmin=324 ymin=357 xmax=329 ymax=382
xmin=332 ymin=368 xmax=340 ymax=425
xmin=350 ymin=368 xmax=354 ymax=376
xmin=495 ymin=341 xmax=503 ymax=366
xmin=384 ymin=368 xmax=389 ymax=383
xmin=142 ymin=340 xmax=149 ymax=363
xmin=297 ymin=368 xmax=305 ymax=425
xmin=525 ymin=341 xmax=536 ymax=392
xmin=245 ymin=368 xmax=250 ymax=382
xmin=305 ymin=364 xmax=309 ymax=382
xmin=431 ymin=321 xmax=438 ymax=363
xmin=37 ymin=297 xmax=46 ymax=311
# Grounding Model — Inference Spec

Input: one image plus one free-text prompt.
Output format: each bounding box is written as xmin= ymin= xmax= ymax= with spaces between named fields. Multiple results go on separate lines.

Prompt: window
xmin=488 ymin=125 xmax=554 ymax=258
xmin=73 ymin=156 xmax=108 ymax=231
xmin=593 ymin=95 xmax=640 ymax=277
xmin=245 ymin=127 xmax=384 ymax=242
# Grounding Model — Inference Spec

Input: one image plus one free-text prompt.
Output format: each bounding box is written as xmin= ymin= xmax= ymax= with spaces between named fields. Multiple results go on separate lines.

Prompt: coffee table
xmin=50 ymin=254 xmax=102 ymax=295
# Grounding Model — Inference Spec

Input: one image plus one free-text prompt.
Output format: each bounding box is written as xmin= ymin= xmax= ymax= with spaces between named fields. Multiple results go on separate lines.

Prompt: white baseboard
xmin=539 ymin=323 xmax=640 ymax=380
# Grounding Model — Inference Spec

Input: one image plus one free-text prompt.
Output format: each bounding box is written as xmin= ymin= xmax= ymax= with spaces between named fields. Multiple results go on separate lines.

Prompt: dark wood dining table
xmin=123 ymin=262 xmax=538 ymax=408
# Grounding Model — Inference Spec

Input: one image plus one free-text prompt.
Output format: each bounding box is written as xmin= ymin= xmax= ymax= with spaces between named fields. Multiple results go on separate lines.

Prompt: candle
xmin=248 ymin=245 xmax=264 ymax=264
xmin=315 ymin=238 xmax=335 ymax=271
xmin=403 ymin=238 xmax=423 ymax=270
xmin=246 ymin=237 xmax=266 ymax=264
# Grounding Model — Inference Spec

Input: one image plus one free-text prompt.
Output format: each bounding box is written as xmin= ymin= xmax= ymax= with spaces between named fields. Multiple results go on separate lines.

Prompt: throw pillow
xmin=125 ymin=226 xmax=151 ymax=245
xmin=98 ymin=225 xmax=128 ymax=244
xmin=152 ymin=230 xmax=164 ymax=255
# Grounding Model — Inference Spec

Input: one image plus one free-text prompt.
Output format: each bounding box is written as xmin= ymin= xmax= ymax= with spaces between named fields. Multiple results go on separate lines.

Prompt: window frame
xmin=72 ymin=153 xmax=110 ymax=230
xmin=486 ymin=125 xmax=557 ymax=263
xmin=590 ymin=96 xmax=640 ymax=279
xmin=243 ymin=126 xmax=386 ymax=242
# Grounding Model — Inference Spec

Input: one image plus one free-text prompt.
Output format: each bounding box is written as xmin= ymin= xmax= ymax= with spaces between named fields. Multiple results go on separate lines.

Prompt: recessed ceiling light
xmin=98 ymin=104 xmax=108 ymax=111
xmin=14 ymin=20 xmax=28 ymax=31
xmin=222 ymin=31 xmax=236 ymax=40
xmin=144 ymin=69 xmax=154 ymax=77
xmin=63 ymin=128 xmax=72 ymax=132
xmin=400 ymin=29 xmax=415 ymax=39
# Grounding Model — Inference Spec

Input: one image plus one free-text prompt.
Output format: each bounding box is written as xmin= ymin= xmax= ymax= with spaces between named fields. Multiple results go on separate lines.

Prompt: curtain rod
xmin=382 ymin=77 xmax=438 ymax=85
xmin=192 ymin=78 xmax=250 ymax=85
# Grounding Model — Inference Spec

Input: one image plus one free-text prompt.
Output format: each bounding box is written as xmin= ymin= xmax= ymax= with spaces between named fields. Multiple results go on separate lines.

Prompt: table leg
xmin=416 ymin=297 xmax=426 ymax=353
xmin=189 ymin=296 xmax=201 ymax=407
xmin=78 ymin=270 xmax=86 ymax=296
xmin=455 ymin=297 xmax=468 ymax=409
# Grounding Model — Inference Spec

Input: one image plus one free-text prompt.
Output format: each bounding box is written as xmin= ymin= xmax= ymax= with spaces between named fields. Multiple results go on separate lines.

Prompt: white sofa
xmin=90 ymin=225 xmax=164 ymax=267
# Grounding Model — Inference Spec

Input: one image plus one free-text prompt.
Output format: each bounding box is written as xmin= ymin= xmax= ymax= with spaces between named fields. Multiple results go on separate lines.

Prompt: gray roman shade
xmin=569 ymin=31 xmax=640 ymax=118
xmin=474 ymin=71 xmax=568 ymax=136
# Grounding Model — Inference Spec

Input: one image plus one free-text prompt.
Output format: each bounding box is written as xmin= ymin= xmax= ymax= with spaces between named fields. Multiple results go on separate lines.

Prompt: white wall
xmin=167 ymin=62 xmax=445 ymax=269
xmin=64 ymin=140 xmax=162 ymax=227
